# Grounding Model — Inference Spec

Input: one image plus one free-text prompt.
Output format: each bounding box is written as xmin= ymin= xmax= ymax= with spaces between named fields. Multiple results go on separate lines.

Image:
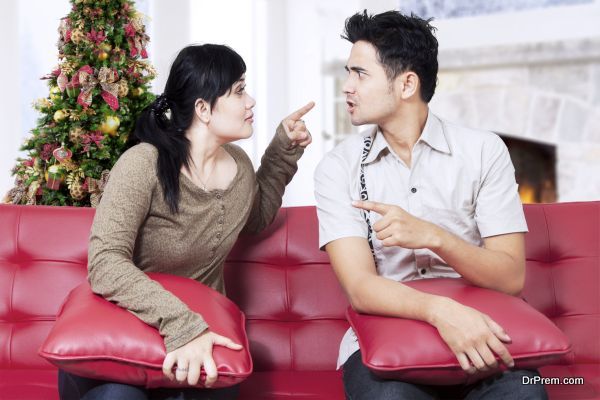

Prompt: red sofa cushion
xmin=39 ymin=273 xmax=252 ymax=388
xmin=348 ymin=278 xmax=572 ymax=385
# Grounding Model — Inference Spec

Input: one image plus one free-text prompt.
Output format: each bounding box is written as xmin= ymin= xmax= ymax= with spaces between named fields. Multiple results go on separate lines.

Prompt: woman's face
xmin=208 ymin=75 xmax=256 ymax=141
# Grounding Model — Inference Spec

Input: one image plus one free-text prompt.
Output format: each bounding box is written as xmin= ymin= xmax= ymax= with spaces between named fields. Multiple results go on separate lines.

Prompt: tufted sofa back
xmin=521 ymin=202 xmax=599 ymax=365
xmin=0 ymin=202 xmax=598 ymax=374
xmin=0 ymin=205 xmax=94 ymax=370
xmin=225 ymin=207 xmax=349 ymax=371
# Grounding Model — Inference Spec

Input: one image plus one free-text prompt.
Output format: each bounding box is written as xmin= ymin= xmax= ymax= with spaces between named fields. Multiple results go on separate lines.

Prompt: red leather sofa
xmin=0 ymin=202 xmax=598 ymax=399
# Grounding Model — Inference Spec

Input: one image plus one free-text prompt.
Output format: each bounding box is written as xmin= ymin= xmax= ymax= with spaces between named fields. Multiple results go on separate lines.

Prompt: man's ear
xmin=195 ymin=99 xmax=211 ymax=124
xmin=395 ymin=71 xmax=420 ymax=100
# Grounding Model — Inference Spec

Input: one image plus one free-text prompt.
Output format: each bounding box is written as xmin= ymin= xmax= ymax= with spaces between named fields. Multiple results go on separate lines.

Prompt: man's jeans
xmin=58 ymin=370 xmax=239 ymax=400
xmin=343 ymin=351 xmax=548 ymax=400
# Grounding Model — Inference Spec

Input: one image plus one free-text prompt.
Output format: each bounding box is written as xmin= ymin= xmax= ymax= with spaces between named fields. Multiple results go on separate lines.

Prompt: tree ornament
xmin=66 ymin=82 xmax=80 ymax=98
xmin=99 ymin=115 xmax=120 ymax=136
xmin=67 ymin=169 xmax=86 ymax=200
xmin=131 ymin=87 xmax=144 ymax=97
xmin=118 ymin=79 xmax=129 ymax=97
xmin=49 ymin=86 xmax=62 ymax=101
xmin=45 ymin=164 xmax=66 ymax=190
xmin=97 ymin=50 xmax=109 ymax=61
xmin=53 ymin=109 xmax=68 ymax=122
xmin=69 ymin=127 xmax=84 ymax=143
xmin=69 ymin=180 xmax=86 ymax=200
xmin=70 ymin=28 xmax=85 ymax=44
xmin=100 ymin=42 xmax=112 ymax=53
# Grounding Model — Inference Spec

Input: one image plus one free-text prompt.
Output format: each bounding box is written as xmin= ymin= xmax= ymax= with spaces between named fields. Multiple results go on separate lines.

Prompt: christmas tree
xmin=3 ymin=0 xmax=156 ymax=207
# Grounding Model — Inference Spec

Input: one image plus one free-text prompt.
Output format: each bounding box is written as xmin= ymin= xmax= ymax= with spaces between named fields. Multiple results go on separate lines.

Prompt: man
xmin=314 ymin=10 xmax=547 ymax=400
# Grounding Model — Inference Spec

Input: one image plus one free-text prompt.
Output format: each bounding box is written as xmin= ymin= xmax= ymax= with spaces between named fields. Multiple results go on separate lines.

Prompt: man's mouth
xmin=346 ymin=100 xmax=356 ymax=113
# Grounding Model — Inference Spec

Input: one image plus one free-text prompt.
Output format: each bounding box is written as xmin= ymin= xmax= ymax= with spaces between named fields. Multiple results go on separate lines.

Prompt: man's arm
xmin=434 ymin=230 xmax=525 ymax=296
xmin=326 ymin=235 xmax=515 ymax=373
xmin=354 ymin=200 xmax=526 ymax=296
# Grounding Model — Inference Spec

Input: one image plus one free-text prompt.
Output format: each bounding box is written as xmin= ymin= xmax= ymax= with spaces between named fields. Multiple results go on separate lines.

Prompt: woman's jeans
xmin=58 ymin=370 xmax=239 ymax=400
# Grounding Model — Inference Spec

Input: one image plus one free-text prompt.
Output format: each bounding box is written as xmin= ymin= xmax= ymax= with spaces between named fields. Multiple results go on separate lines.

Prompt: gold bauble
xmin=131 ymin=87 xmax=144 ymax=97
xmin=100 ymin=43 xmax=112 ymax=53
xmin=99 ymin=115 xmax=120 ymax=136
xmin=97 ymin=51 xmax=109 ymax=61
xmin=49 ymin=86 xmax=61 ymax=102
xmin=53 ymin=109 xmax=67 ymax=122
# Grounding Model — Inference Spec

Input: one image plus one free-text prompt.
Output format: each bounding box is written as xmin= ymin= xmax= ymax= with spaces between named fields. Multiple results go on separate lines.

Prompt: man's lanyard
xmin=360 ymin=134 xmax=377 ymax=264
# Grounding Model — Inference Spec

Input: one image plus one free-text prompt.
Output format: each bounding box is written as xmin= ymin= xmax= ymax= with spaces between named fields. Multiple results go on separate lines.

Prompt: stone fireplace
xmin=430 ymin=38 xmax=600 ymax=202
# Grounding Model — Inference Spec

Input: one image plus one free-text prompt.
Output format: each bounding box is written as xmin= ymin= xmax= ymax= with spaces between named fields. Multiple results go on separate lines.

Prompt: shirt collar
xmin=419 ymin=111 xmax=451 ymax=155
xmin=362 ymin=111 xmax=451 ymax=165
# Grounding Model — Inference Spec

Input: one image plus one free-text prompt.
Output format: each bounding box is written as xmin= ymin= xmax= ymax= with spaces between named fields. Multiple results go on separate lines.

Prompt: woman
xmin=58 ymin=44 xmax=314 ymax=400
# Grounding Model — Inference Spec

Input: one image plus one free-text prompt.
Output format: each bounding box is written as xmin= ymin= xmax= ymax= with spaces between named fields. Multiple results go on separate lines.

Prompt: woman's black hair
xmin=133 ymin=44 xmax=246 ymax=213
xmin=342 ymin=10 xmax=438 ymax=103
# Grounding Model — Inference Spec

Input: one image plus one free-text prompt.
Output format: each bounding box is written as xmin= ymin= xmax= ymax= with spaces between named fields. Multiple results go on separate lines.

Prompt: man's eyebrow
xmin=344 ymin=65 xmax=367 ymax=73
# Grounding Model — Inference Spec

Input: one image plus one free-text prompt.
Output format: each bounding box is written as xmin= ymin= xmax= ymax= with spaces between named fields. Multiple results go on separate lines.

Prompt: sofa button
xmin=420 ymin=268 xmax=426 ymax=275
xmin=216 ymin=194 xmax=222 ymax=200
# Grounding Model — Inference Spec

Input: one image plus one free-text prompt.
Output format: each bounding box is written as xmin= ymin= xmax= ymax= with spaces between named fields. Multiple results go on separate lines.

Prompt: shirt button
xmin=411 ymin=187 xmax=417 ymax=194
xmin=420 ymin=268 xmax=426 ymax=275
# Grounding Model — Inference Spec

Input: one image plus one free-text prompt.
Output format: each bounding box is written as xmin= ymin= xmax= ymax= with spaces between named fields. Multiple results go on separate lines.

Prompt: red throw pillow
xmin=39 ymin=273 xmax=252 ymax=388
xmin=347 ymin=278 xmax=572 ymax=385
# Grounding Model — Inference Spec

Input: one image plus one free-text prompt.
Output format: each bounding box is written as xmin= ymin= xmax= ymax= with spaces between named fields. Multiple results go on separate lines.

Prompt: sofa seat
xmin=238 ymin=371 xmax=345 ymax=399
xmin=0 ymin=369 xmax=60 ymax=400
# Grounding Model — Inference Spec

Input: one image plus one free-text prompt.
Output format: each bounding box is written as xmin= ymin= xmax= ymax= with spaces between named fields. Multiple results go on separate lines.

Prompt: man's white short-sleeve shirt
xmin=313 ymin=111 xmax=528 ymax=368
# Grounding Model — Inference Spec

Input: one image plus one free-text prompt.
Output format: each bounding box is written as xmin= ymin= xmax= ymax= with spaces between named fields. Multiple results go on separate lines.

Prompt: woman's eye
xmin=237 ymin=86 xmax=246 ymax=94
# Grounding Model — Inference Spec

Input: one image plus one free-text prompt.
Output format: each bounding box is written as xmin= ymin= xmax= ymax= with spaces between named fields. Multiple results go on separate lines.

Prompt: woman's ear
xmin=195 ymin=99 xmax=211 ymax=124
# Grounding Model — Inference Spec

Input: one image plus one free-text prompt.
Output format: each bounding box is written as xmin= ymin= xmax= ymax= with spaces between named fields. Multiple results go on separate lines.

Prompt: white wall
xmin=0 ymin=0 xmax=20 ymax=198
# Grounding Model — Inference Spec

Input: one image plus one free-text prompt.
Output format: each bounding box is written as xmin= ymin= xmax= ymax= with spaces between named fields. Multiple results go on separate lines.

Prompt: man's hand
xmin=162 ymin=330 xmax=242 ymax=387
xmin=281 ymin=101 xmax=315 ymax=148
xmin=429 ymin=296 xmax=514 ymax=374
xmin=352 ymin=200 xmax=441 ymax=249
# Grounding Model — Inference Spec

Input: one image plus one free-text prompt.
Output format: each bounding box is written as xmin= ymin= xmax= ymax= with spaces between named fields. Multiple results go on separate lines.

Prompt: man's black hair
xmin=342 ymin=10 xmax=439 ymax=102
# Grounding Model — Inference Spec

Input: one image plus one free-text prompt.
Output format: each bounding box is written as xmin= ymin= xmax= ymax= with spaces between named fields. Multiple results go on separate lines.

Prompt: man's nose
xmin=342 ymin=76 xmax=354 ymax=95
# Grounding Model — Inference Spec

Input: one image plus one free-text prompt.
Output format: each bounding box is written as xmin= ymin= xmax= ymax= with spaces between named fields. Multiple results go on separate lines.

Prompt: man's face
xmin=342 ymin=41 xmax=401 ymax=126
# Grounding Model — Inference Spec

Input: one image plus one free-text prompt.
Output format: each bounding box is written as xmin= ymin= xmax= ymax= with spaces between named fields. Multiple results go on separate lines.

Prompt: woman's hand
xmin=162 ymin=330 xmax=243 ymax=387
xmin=281 ymin=101 xmax=315 ymax=148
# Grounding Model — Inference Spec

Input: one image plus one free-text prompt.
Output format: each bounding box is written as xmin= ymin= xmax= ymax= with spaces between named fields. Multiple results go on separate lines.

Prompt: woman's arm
xmin=87 ymin=144 xmax=207 ymax=353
